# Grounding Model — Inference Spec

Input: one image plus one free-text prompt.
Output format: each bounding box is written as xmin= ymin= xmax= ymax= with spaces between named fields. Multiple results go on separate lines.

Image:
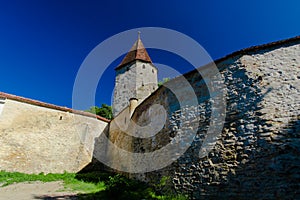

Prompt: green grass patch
xmin=0 ymin=170 xmax=106 ymax=194
xmin=64 ymin=180 xmax=105 ymax=193
xmin=0 ymin=170 xmax=74 ymax=186
xmin=0 ymin=171 xmax=187 ymax=200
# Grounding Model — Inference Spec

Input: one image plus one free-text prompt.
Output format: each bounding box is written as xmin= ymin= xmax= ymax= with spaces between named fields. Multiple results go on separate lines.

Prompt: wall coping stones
xmin=0 ymin=91 xmax=110 ymax=123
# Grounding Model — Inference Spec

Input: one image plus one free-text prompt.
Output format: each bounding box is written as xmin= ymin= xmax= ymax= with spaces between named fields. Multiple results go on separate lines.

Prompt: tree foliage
xmin=158 ymin=77 xmax=170 ymax=87
xmin=86 ymin=104 xmax=113 ymax=120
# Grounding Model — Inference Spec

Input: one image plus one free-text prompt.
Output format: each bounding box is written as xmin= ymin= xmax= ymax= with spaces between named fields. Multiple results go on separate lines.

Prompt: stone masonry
xmin=0 ymin=35 xmax=299 ymax=199
xmin=113 ymin=37 xmax=158 ymax=116
xmin=108 ymin=36 xmax=300 ymax=199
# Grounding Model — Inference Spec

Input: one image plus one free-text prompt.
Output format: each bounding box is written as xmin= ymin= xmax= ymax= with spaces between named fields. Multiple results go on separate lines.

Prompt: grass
xmin=0 ymin=170 xmax=105 ymax=193
xmin=0 ymin=170 xmax=72 ymax=186
xmin=0 ymin=170 xmax=187 ymax=200
xmin=63 ymin=181 xmax=105 ymax=193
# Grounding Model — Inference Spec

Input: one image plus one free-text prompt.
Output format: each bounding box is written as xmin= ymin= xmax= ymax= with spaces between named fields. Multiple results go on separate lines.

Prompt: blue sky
xmin=0 ymin=0 xmax=299 ymax=110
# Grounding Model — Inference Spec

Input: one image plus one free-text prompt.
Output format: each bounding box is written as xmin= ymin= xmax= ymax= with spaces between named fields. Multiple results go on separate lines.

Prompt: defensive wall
xmin=108 ymin=36 xmax=300 ymax=199
xmin=0 ymin=36 xmax=299 ymax=199
xmin=0 ymin=92 xmax=109 ymax=174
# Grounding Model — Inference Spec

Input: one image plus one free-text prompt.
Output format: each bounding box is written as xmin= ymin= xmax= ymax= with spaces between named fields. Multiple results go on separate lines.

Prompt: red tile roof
xmin=115 ymin=37 xmax=152 ymax=70
xmin=0 ymin=92 xmax=110 ymax=123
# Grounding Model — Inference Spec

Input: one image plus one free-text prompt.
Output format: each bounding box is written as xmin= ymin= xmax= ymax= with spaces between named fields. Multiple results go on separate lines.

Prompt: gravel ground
xmin=0 ymin=181 xmax=79 ymax=200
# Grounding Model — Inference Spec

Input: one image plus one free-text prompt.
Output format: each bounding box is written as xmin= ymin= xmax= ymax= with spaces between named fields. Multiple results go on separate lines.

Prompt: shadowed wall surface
xmin=108 ymin=37 xmax=300 ymax=199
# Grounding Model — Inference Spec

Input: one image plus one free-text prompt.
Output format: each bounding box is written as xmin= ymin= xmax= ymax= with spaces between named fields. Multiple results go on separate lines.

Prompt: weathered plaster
xmin=0 ymin=99 xmax=108 ymax=174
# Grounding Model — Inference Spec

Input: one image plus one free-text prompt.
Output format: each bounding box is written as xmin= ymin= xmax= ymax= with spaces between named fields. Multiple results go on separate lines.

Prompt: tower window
xmin=152 ymin=69 xmax=154 ymax=73
xmin=142 ymin=65 xmax=145 ymax=69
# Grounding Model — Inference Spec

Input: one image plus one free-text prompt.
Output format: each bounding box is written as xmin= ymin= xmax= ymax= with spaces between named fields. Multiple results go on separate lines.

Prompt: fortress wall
xmin=0 ymin=97 xmax=5 ymax=115
xmin=127 ymin=39 xmax=300 ymax=199
xmin=0 ymin=98 xmax=108 ymax=174
xmin=107 ymin=106 xmax=135 ymax=171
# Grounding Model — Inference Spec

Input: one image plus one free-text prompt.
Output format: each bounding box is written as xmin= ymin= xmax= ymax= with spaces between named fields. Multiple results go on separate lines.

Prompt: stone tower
xmin=113 ymin=34 xmax=158 ymax=116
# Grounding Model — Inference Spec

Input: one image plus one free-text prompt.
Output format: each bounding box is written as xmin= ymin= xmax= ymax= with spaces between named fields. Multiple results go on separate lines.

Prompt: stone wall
xmin=117 ymin=37 xmax=300 ymax=199
xmin=113 ymin=62 xmax=138 ymax=116
xmin=0 ymin=97 xmax=108 ymax=174
xmin=113 ymin=61 xmax=158 ymax=116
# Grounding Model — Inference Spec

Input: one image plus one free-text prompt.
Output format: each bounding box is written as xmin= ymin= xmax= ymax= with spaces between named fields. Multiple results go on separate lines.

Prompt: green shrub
xmin=158 ymin=77 xmax=170 ymax=87
xmin=86 ymin=104 xmax=113 ymax=120
xmin=0 ymin=171 xmax=187 ymax=200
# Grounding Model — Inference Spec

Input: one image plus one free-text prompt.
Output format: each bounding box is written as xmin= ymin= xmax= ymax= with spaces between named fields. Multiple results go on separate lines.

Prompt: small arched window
xmin=142 ymin=65 xmax=145 ymax=69
xmin=152 ymin=69 xmax=154 ymax=73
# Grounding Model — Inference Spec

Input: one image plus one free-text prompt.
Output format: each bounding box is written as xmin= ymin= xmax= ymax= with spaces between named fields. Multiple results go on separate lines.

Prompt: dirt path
xmin=0 ymin=181 xmax=79 ymax=200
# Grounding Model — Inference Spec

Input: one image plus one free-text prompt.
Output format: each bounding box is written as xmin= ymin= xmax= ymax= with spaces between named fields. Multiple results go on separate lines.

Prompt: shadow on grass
xmin=34 ymin=191 xmax=109 ymax=200
xmin=34 ymin=171 xmax=156 ymax=200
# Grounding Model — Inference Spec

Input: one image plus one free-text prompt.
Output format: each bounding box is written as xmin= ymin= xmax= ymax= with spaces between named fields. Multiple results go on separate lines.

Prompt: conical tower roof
xmin=116 ymin=33 xmax=152 ymax=70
